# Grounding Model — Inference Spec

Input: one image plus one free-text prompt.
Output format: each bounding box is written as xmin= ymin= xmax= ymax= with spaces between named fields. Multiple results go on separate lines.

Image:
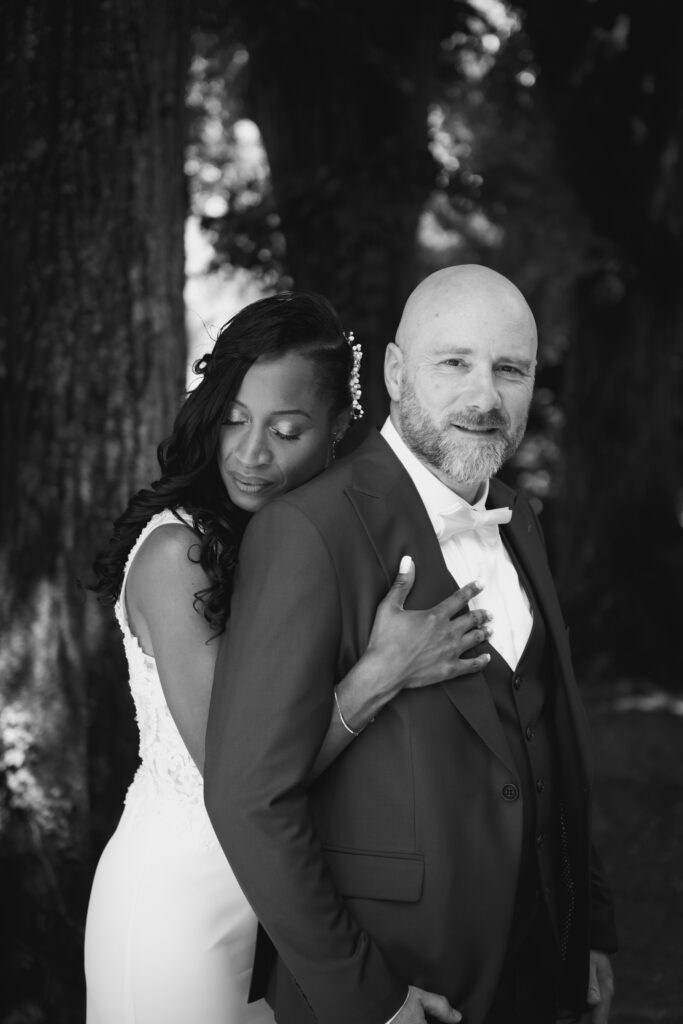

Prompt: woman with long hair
xmin=84 ymin=292 xmax=491 ymax=1024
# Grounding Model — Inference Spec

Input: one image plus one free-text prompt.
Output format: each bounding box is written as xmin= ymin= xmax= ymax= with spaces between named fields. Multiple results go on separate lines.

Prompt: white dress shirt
xmin=381 ymin=417 xmax=533 ymax=670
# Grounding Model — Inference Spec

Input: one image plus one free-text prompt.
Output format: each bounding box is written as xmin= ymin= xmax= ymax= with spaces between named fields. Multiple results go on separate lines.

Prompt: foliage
xmin=514 ymin=0 xmax=683 ymax=684
xmin=185 ymin=33 xmax=287 ymax=286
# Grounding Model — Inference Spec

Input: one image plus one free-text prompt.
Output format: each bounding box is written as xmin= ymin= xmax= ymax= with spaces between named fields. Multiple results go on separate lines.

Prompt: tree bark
xmin=0 ymin=1 xmax=190 ymax=1018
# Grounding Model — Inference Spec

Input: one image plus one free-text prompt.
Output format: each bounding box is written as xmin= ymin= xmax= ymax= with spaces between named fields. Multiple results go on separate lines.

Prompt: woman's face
xmin=217 ymin=352 xmax=344 ymax=512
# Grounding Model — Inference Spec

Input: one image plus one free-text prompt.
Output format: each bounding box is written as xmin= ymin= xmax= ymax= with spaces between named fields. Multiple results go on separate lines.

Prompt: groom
xmin=205 ymin=266 xmax=617 ymax=1024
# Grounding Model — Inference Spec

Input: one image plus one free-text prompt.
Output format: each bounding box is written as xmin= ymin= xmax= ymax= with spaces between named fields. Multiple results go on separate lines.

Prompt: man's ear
xmin=384 ymin=342 xmax=403 ymax=402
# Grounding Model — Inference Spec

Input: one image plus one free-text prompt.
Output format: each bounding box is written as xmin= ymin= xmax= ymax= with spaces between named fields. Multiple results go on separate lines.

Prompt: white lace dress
xmin=84 ymin=510 xmax=275 ymax=1024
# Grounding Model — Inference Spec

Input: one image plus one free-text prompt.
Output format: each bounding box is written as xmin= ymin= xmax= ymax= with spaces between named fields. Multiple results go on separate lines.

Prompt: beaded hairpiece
xmin=345 ymin=330 xmax=364 ymax=420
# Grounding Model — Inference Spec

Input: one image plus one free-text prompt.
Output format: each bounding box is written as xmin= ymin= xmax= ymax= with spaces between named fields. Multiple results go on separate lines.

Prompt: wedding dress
xmin=84 ymin=510 xmax=275 ymax=1024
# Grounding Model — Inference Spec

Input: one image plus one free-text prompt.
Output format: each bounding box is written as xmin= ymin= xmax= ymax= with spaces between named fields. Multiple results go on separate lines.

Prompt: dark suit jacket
xmin=204 ymin=430 xmax=616 ymax=1024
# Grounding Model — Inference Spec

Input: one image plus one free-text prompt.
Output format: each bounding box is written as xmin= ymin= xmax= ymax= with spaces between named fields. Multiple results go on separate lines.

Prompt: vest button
xmin=536 ymin=832 xmax=546 ymax=848
xmin=536 ymin=777 xmax=545 ymax=793
xmin=513 ymin=673 xmax=523 ymax=691
xmin=502 ymin=783 xmax=519 ymax=801
xmin=525 ymin=725 xmax=534 ymax=742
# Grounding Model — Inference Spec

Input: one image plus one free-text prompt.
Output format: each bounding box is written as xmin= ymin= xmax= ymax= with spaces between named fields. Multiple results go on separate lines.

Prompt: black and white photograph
xmin=1 ymin=2 xmax=682 ymax=1022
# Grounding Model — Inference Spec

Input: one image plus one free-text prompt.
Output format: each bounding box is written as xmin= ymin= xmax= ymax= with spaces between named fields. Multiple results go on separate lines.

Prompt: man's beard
xmin=398 ymin=379 xmax=528 ymax=487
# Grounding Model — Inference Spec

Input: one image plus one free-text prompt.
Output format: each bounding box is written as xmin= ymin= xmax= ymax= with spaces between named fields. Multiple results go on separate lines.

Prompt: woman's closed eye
xmin=222 ymin=420 xmax=301 ymax=441
xmin=271 ymin=426 xmax=301 ymax=441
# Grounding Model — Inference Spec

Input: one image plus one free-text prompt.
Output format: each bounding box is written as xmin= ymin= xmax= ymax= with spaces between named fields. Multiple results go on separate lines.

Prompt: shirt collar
xmin=380 ymin=417 xmax=490 ymax=526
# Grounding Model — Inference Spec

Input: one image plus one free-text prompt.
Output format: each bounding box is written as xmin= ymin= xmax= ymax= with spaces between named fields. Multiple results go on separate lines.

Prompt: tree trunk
xmin=0 ymin=2 xmax=190 ymax=1018
xmin=516 ymin=0 xmax=683 ymax=684
xmin=232 ymin=0 xmax=455 ymax=426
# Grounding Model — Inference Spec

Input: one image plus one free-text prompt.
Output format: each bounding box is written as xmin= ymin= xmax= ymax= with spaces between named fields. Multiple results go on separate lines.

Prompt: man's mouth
xmin=452 ymin=423 xmax=500 ymax=435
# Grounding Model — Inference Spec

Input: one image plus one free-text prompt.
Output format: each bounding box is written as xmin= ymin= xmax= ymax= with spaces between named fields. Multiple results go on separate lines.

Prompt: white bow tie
xmin=435 ymin=503 xmax=512 ymax=543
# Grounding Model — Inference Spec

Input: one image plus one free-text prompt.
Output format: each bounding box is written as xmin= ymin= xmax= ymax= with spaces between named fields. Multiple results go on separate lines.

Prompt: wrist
xmin=362 ymin=644 xmax=405 ymax=704
xmin=334 ymin=688 xmax=362 ymax=736
xmin=336 ymin=651 xmax=401 ymax=732
xmin=339 ymin=647 xmax=403 ymax=729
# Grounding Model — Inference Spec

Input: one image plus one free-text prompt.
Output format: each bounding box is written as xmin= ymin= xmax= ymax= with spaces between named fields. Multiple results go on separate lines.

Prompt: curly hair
xmin=91 ymin=291 xmax=353 ymax=631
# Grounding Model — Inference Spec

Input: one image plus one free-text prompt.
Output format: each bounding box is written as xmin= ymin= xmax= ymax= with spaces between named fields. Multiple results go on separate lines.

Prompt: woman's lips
xmin=229 ymin=473 xmax=274 ymax=494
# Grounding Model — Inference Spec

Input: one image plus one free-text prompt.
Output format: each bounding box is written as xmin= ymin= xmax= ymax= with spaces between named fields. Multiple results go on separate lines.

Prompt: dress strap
xmin=115 ymin=508 xmax=195 ymax=636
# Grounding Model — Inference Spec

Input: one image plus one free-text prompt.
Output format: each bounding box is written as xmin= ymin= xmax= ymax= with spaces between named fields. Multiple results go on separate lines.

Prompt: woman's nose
xmin=236 ymin=427 xmax=273 ymax=466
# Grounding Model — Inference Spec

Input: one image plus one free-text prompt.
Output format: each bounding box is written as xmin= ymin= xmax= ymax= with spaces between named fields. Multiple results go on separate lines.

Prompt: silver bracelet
xmin=334 ymin=688 xmax=360 ymax=737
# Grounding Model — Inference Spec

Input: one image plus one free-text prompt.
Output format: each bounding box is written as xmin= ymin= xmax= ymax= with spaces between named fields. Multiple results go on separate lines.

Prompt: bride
xmin=84 ymin=292 xmax=492 ymax=1024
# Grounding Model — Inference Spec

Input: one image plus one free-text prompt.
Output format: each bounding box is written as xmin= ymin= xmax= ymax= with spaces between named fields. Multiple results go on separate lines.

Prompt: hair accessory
xmin=344 ymin=330 xmax=364 ymax=420
xmin=334 ymin=688 xmax=360 ymax=737
xmin=193 ymin=352 xmax=213 ymax=376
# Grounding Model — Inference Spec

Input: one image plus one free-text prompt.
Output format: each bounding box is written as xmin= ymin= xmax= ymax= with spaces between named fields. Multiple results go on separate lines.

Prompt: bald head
xmin=385 ymin=264 xmax=538 ymax=501
xmin=396 ymin=264 xmax=537 ymax=357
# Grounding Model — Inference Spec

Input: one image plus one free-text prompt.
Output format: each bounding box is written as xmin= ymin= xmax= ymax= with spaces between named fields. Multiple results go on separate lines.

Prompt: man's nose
xmin=462 ymin=366 xmax=502 ymax=412
xmin=236 ymin=427 xmax=273 ymax=466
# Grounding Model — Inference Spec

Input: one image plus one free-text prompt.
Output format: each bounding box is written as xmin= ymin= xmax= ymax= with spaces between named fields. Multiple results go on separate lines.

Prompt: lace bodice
xmin=115 ymin=509 xmax=217 ymax=843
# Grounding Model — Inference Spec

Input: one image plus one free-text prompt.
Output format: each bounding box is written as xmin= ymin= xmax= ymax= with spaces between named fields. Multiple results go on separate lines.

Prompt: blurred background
xmin=1 ymin=0 xmax=682 ymax=1020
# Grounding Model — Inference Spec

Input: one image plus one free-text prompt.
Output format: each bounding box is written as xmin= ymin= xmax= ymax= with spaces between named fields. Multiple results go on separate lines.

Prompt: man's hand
xmin=586 ymin=950 xmax=614 ymax=1023
xmin=393 ymin=985 xmax=461 ymax=1023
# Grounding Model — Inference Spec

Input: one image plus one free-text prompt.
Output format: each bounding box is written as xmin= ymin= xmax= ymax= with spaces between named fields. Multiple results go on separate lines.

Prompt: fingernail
xmin=473 ymin=580 xmax=482 ymax=590
xmin=399 ymin=555 xmax=413 ymax=573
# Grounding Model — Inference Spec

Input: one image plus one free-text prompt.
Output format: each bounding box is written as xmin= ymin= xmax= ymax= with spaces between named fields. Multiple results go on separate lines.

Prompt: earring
xmin=330 ymin=433 xmax=342 ymax=461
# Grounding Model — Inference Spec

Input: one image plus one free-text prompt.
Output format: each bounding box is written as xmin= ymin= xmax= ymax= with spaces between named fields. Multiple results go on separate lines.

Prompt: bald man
xmin=206 ymin=266 xmax=617 ymax=1024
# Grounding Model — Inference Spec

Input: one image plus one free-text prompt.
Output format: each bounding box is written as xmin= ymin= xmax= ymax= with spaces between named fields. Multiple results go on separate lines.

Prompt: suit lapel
xmin=490 ymin=479 xmax=567 ymax=662
xmin=345 ymin=432 xmax=516 ymax=774
xmin=490 ymin=480 xmax=594 ymax=781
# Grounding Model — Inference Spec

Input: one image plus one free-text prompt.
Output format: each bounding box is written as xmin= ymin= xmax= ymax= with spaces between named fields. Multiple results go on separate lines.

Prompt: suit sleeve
xmin=204 ymin=498 xmax=405 ymax=1024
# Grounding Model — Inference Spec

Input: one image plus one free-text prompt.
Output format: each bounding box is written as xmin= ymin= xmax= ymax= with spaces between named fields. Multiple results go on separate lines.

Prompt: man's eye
xmin=498 ymin=365 xmax=523 ymax=376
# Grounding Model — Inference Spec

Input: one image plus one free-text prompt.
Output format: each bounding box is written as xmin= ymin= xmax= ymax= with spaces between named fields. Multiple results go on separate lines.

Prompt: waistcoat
xmin=482 ymin=561 xmax=561 ymax=951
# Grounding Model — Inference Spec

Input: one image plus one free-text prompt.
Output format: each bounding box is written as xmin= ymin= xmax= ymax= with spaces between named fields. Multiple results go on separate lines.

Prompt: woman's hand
xmin=309 ymin=555 xmax=491 ymax=778
xmin=364 ymin=555 xmax=491 ymax=693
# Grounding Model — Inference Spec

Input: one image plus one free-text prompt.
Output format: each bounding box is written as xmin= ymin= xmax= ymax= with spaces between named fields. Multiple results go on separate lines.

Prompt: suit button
xmin=536 ymin=832 xmax=545 ymax=848
xmin=512 ymin=673 xmax=523 ymax=691
xmin=536 ymin=777 xmax=545 ymax=793
xmin=525 ymin=725 xmax=534 ymax=741
xmin=502 ymin=783 xmax=519 ymax=801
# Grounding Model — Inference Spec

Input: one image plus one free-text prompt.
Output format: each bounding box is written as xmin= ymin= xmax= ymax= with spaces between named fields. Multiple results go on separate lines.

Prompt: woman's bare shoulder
xmin=127 ymin=521 xmax=207 ymax=603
